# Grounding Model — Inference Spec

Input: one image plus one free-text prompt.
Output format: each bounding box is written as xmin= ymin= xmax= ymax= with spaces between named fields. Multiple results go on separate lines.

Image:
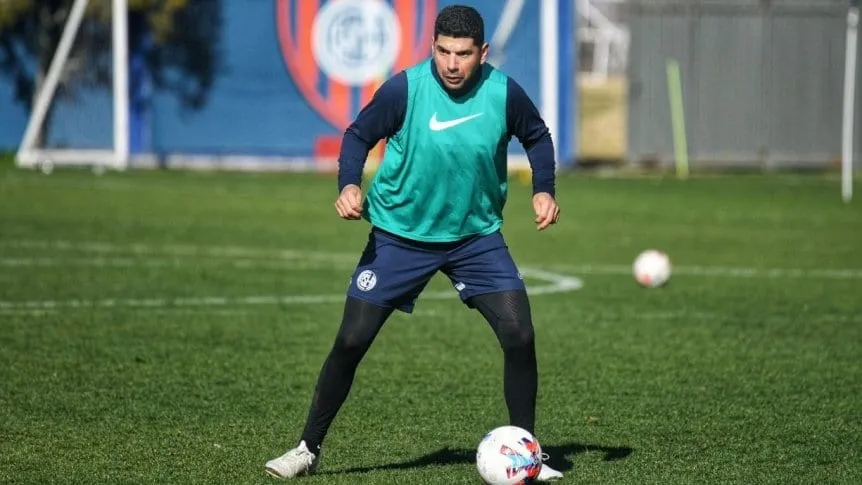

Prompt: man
xmin=266 ymin=4 xmax=563 ymax=481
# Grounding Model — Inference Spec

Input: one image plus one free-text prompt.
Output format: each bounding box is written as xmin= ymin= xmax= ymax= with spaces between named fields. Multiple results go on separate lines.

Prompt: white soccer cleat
xmin=536 ymin=455 xmax=564 ymax=482
xmin=265 ymin=440 xmax=318 ymax=479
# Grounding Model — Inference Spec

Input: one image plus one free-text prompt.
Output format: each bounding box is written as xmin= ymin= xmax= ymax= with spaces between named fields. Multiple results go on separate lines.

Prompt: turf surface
xmin=1 ymin=163 xmax=860 ymax=484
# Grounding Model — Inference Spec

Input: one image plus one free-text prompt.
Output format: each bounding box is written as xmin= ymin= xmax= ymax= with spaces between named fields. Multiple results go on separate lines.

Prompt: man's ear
xmin=480 ymin=42 xmax=489 ymax=64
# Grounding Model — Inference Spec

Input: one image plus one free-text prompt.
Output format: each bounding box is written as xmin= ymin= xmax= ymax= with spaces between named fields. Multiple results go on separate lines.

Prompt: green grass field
xmin=1 ymin=162 xmax=860 ymax=484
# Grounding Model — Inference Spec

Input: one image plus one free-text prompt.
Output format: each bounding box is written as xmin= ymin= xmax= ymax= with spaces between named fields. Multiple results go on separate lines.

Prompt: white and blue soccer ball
xmin=633 ymin=249 xmax=672 ymax=288
xmin=476 ymin=426 xmax=543 ymax=485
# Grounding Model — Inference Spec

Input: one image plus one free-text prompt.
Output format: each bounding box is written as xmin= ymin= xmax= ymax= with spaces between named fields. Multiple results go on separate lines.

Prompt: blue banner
xmin=0 ymin=0 xmax=575 ymax=167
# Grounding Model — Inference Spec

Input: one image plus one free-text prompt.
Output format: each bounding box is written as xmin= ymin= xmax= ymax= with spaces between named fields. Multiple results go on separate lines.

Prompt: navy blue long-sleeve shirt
xmin=337 ymin=65 xmax=556 ymax=197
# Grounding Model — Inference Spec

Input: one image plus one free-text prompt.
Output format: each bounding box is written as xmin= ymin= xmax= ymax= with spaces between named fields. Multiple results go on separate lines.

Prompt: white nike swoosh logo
xmin=428 ymin=112 xmax=484 ymax=131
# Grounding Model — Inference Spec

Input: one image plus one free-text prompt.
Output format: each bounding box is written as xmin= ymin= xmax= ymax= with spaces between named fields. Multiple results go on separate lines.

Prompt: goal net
xmin=15 ymin=0 xmax=129 ymax=172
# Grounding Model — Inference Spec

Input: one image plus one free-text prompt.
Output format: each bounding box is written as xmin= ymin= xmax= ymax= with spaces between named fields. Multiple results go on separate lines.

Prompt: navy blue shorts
xmin=346 ymin=228 xmax=526 ymax=313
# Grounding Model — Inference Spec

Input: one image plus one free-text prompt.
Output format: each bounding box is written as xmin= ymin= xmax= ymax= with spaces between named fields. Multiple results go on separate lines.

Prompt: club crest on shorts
xmin=276 ymin=0 xmax=437 ymax=131
xmin=356 ymin=270 xmax=377 ymax=291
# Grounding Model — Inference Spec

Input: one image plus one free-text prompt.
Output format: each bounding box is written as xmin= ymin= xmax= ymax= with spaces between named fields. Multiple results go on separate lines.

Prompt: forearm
xmin=337 ymin=129 xmax=369 ymax=192
xmin=526 ymin=133 xmax=556 ymax=197
xmin=506 ymin=77 xmax=557 ymax=198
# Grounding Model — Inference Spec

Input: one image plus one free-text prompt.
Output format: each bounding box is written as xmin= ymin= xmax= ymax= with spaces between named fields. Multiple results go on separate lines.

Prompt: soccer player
xmin=266 ymin=4 xmax=563 ymax=481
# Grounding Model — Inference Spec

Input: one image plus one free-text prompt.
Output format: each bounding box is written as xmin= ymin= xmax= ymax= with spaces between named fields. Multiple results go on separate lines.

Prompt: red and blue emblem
xmin=276 ymin=0 xmax=437 ymax=132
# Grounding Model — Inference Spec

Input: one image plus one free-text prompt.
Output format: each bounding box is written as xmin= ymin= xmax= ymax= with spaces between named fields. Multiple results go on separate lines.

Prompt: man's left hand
xmin=532 ymin=192 xmax=560 ymax=231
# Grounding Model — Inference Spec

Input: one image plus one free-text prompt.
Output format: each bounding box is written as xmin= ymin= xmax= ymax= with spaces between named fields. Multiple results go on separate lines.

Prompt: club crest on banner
xmin=276 ymin=0 xmax=437 ymax=132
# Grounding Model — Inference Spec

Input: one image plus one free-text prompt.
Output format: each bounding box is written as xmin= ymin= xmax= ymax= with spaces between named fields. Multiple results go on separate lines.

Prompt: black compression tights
xmin=468 ymin=290 xmax=538 ymax=435
xmin=299 ymin=290 xmax=537 ymax=452
xmin=299 ymin=297 xmax=394 ymax=452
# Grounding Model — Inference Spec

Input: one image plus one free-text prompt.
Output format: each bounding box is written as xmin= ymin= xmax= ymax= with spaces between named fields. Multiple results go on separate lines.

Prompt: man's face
xmin=432 ymin=35 xmax=488 ymax=90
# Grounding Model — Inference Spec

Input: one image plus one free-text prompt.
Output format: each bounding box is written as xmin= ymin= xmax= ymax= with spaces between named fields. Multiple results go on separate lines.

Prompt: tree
xmin=0 ymin=0 xmax=222 ymax=145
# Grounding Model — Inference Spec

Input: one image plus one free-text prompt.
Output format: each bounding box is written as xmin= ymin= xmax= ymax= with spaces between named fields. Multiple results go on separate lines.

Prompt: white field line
xmin=0 ymin=240 xmax=357 ymax=263
xmin=584 ymin=310 xmax=862 ymax=324
xmin=553 ymin=264 xmax=862 ymax=280
xmin=0 ymin=265 xmax=582 ymax=314
xmin=3 ymin=240 xmax=861 ymax=279
xmin=5 ymin=306 xmax=859 ymax=324
xmin=1 ymin=239 xmax=859 ymax=317
xmin=4 ymin=257 xmax=862 ymax=280
xmin=0 ymin=257 xmax=351 ymax=270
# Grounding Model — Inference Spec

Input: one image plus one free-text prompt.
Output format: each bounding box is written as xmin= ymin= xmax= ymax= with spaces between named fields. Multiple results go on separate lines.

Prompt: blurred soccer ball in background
xmin=633 ymin=249 xmax=672 ymax=288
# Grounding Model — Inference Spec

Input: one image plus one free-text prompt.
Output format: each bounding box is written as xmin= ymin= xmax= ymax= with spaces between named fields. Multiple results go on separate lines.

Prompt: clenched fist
xmin=335 ymin=184 xmax=364 ymax=220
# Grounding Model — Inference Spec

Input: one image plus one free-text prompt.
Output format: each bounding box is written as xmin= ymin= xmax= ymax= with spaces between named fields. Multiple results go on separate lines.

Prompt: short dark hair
xmin=434 ymin=5 xmax=485 ymax=46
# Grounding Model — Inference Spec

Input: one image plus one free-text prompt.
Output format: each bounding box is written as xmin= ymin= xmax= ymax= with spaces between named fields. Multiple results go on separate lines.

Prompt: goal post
xmin=15 ymin=0 xmax=129 ymax=171
xmin=12 ymin=0 xmax=575 ymax=173
xmin=842 ymin=0 xmax=859 ymax=203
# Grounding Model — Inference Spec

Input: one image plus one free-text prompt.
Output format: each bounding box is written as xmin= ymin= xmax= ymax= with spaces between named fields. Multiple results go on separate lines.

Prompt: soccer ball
xmin=633 ymin=249 xmax=672 ymax=288
xmin=476 ymin=426 xmax=543 ymax=485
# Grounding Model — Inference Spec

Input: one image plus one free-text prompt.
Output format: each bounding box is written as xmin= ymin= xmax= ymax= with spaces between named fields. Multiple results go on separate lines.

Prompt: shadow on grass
xmin=319 ymin=442 xmax=633 ymax=476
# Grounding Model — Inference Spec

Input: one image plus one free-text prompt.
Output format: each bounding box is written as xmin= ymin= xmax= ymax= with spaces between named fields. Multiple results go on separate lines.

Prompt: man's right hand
xmin=335 ymin=184 xmax=363 ymax=220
